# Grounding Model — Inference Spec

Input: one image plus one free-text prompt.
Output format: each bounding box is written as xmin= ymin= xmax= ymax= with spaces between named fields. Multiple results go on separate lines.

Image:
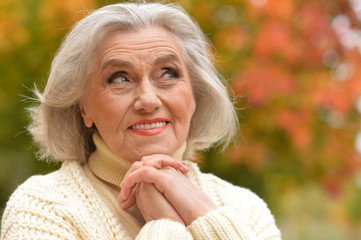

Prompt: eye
xmin=107 ymin=72 xmax=130 ymax=84
xmin=162 ymin=68 xmax=179 ymax=79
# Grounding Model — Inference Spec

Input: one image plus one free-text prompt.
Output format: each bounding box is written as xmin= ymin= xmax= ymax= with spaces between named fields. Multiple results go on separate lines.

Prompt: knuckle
xmin=141 ymin=155 xmax=151 ymax=162
xmin=140 ymin=166 xmax=155 ymax=175
xmin=132 ymin=161 xmax=143 ymax=168
xmin=162 ymin=166 xmax=177 ymax=174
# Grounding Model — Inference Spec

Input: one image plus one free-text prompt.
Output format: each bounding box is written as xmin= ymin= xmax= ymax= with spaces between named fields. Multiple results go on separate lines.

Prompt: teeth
xmin=131 ymin=121 xmax=167 ymax=130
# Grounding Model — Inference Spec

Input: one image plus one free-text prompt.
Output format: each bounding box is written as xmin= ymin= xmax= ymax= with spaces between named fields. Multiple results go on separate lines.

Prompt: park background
xmin=1 ymin=0 xmax=361 ymax=239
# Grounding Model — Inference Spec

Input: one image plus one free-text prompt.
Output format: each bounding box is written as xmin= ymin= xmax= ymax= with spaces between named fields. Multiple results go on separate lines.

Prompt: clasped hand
xmin=118 ymin=154 xmax=217 ymax=226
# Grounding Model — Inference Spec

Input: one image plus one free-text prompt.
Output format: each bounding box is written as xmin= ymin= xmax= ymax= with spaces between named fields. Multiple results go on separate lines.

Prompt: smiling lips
xmin=129 ymin=118 xmax=169 ymax=136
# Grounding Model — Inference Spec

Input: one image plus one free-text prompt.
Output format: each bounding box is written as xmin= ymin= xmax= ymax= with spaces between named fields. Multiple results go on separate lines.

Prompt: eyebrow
xmin=102 ymin=59 xmax=133 ymax=72
xmin=154 ymin=54 xmax=181 ymax=65
xmin=102 ymin=54 xmax=181 ymax=72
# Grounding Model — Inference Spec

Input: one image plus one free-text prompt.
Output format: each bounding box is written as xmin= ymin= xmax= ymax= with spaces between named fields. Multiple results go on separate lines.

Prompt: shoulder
xmin=1 ymin=161 xmax=87 ymax=239
xmin=2 ymin=161 xmax=89 ymax=219
xmin=8 ymin=161 xmax=86 ymax=202
xmin=1 ymin=161 xmax=123 ymax=239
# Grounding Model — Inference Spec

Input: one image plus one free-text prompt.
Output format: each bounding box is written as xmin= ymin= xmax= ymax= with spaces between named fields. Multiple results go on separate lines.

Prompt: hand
xmin=134 ymin=182 xmax=184 ymax=224
xmin=119 ymin=155 xmax=217 ymax=225
xmin=118 ymin=154 xmax=189 ymax=209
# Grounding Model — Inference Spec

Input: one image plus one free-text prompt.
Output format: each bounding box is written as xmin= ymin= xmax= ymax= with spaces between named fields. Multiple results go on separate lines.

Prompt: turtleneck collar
xmin=87 ymin=133 xmax=186 ymax=189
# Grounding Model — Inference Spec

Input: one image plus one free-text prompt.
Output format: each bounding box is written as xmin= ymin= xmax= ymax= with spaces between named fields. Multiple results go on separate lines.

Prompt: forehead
xmin=97 ymin=26 xmax=184 ymax=62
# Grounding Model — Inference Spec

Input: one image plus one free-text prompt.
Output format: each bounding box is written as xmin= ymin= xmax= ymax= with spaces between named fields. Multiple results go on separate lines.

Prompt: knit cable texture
xmin=1 ymin=161 xmax=281 ymax=239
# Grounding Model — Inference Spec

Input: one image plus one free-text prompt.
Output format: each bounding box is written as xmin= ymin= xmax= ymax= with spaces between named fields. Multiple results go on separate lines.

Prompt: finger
xmin=120 ymin=155 xmax=188 ymax=188
xmin=119 ymin=182 xmax=139 ymax=208
xmin=136 ymin=182 xmax=185 ymax=224
xmin=119 ymin=166 xmax=166 ymax=201
xmin=122 ymin=161 xmax=144 ymax=184
xmin=141 ymin=154 xmax=189 ymax=174
xmin=119 ymin=194 xmax=136 ymax=210
xmin=118 ymin=182 xmax=138 ymax=203
xmin=120 ymin=167 xmax=158 ymax=201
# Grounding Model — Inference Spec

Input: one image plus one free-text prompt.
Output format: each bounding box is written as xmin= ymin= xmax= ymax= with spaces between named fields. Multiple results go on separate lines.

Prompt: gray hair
xmin=29 ymin=2 xmax=238 ymax=164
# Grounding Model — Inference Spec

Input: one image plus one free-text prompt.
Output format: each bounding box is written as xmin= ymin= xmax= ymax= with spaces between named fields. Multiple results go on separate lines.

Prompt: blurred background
xmin=1 ymin=0 xmax=361 ymax=239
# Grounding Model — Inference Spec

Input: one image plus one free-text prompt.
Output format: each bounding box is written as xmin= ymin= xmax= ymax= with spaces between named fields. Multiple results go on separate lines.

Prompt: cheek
xmin=186 ymin=94 xmax=196 ymax=122
xmin=172 ymin=87 xmax=196 ymax=124
xmin=89 ymin=93 xmax=129 ymax=128
xmin=185 ymin=85 xmax=196 ymax=117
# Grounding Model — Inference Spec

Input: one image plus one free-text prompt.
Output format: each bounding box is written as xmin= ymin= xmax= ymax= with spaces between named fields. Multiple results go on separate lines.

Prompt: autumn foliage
xmin=189 ymin=0 xmax=361 ymax=194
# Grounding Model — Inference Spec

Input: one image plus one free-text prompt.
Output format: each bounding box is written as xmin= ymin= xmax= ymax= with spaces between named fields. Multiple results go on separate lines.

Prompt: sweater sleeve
xmin=136 ymin=219 xmax=193 ymax=239
xmin=187 ymin=205 xmax=280 ymax=240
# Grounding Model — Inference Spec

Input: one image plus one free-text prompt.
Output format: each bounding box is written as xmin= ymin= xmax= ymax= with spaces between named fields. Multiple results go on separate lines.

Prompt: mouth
xmin=128 ymin=118 xmax=170 ymax=136
xmin=130 ymin=121 xmax=168 ymax=130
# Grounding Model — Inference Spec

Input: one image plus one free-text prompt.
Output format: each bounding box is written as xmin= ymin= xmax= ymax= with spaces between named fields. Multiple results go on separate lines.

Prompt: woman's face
xmin=81 ymin=26 xmax=196 ymax=161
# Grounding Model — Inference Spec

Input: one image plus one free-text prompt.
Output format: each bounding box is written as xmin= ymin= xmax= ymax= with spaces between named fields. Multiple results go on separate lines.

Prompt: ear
xmin=80 ymin=103 xmax=94 ymax=128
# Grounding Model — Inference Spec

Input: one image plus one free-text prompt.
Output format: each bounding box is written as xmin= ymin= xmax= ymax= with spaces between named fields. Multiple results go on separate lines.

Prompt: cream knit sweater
xmin=1 ymin=135 xmax=281 ymax=239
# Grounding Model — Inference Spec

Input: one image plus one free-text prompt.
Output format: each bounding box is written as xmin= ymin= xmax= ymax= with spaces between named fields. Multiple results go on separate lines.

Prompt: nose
xmin=133 ymin=79 xmax=162 ymax=112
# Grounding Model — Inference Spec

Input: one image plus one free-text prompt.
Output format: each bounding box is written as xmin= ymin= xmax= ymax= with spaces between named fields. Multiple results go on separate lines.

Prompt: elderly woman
xmin=1 ymin=2 xmax=281 ymax=240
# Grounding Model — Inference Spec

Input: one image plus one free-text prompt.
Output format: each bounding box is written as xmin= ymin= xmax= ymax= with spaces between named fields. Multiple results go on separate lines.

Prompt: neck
xmin=87 ymin=133 xmax=186 ymax=188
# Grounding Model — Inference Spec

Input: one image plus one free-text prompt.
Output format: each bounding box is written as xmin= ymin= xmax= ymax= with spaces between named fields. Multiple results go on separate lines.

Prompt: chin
xmin=123 ymin=145 xmax=172 ymax=161
xmin=142 ymin=146 xmax=172 ymax=156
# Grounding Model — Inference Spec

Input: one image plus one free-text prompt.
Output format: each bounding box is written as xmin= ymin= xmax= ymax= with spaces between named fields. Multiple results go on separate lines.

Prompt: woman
xmin=1 ymin=2 xmax=281 ymax=239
